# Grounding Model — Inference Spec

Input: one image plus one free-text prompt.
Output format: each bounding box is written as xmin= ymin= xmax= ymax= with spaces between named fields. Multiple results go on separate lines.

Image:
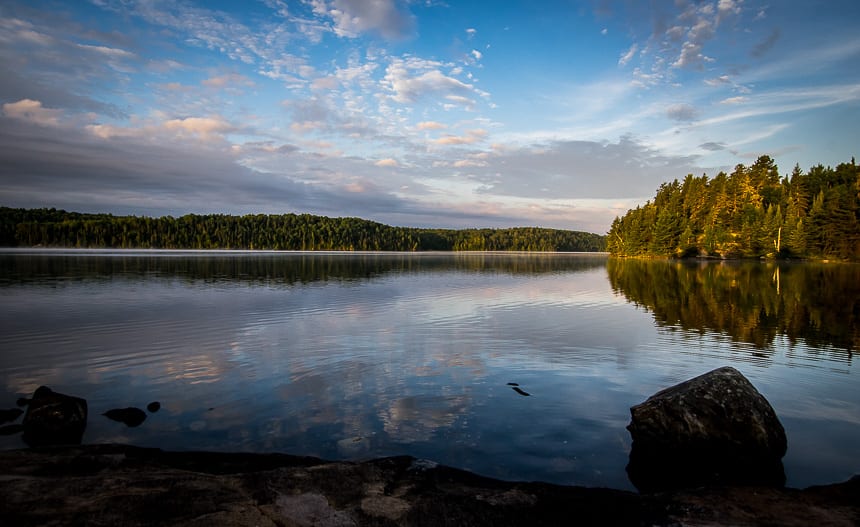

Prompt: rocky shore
xmin=0 ymin=443 xmax=857 ymax=526
xmin=2 ymin=367 xmax=858 ymax=526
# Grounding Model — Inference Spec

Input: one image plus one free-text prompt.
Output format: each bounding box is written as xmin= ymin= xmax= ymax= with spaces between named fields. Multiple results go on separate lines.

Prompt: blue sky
xmin=1 ymin=0 xmax=858 ymax=233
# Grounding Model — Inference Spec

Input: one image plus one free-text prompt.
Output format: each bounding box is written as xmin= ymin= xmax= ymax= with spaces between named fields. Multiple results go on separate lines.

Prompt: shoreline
xmin=1 ymin=444 xmax=858 ymax=526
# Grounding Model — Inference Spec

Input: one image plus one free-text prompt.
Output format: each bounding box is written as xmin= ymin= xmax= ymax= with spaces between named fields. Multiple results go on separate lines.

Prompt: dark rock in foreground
xmin=0 ymin=444 xmax=857 ymax=527
xmin=627 ymin=366 xmax=787 ymax=492
xmin=21 ymin=386 xmax=87 ymax=447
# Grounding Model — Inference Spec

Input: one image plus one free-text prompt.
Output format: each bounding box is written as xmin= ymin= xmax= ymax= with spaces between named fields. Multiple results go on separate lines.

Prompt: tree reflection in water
xmin=607 ymin=258 xmax=859 ymax=355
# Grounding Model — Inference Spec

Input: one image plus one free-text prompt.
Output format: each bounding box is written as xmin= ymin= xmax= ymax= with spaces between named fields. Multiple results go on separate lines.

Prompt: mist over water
xmin=1 ymin=250 xmax=857 ymax=490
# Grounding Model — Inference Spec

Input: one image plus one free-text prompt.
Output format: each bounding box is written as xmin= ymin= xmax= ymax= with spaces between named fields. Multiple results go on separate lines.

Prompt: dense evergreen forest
xmin=607 ymin=156 xmax=860 ymax=261
xmin=0 ymin=208 xmax=606 ymax=252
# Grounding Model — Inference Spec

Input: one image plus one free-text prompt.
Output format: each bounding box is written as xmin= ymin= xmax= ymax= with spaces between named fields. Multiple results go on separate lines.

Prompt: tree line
xmin=0 ymin=208 xmax=606 ymax=252
xmin=607 ymin=155 xmax=860 ymax=261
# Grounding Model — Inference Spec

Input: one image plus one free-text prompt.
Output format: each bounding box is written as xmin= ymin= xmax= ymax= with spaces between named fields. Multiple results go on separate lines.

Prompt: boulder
xmin=22 ymin=386 xmax=88 ymax=447
xmin=626 ymin=366 xmax=787 ymax=491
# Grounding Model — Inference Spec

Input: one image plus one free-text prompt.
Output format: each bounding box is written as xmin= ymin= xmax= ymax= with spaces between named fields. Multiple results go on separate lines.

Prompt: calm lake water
xmin=1 ymin=250 xmax=857 ymax=491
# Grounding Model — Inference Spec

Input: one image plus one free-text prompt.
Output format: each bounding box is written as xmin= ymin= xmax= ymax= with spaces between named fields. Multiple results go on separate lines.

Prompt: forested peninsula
xmin=0 ymin=207 xmax=606 ymax=252
xmin=607 ymin=156 xmax=860 ymax=261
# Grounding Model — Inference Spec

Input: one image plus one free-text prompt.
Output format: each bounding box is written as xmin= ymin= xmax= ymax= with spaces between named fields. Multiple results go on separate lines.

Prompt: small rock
xmin=22 ymin=386 xmax=88 ymax=447
xmin=16 ymin=397 xmax=30 ymax=407
xmin=146 ymin=401 xmax=161 ymax=413
xmin=103 ymin=407 xmax=147 ymax=427
xmin=0 ymin=408 xmax=24 ymax=424
xmin=512 ymin=387 xmax=531 ymax=396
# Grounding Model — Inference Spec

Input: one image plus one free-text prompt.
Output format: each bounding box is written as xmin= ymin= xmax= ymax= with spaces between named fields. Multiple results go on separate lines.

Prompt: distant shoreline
xmin=1 ymin=207 xmax=608 ymax=252
xmin=0 ymin=247 xmax=611 ymax=256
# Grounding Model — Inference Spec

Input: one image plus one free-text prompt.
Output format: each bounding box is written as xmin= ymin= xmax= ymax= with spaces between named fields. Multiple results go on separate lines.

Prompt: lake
xmin=0 ymin=250 xmax=857 ymax=491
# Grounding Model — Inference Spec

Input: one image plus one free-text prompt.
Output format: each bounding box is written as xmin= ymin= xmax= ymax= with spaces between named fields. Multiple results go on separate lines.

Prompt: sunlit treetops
xmin=608 ymin=155 xmax=860 ymax=261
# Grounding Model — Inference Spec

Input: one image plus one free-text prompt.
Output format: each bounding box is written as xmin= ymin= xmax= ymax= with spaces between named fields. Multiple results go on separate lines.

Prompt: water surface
xmin=0 ymin=250 xmax=857 ymax=490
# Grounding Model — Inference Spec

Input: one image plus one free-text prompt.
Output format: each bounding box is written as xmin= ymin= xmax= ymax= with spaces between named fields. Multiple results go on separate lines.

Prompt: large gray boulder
xmin=22 ymin=386 xmax=88 ymax=447
xmin=626 ymin=366 xmax=787 ymax=491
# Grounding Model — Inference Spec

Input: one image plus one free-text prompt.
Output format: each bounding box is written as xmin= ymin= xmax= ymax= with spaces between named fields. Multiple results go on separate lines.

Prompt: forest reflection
xmin=607 ymin=258 xmax=859 ymax=354
xmin=0 ymin=251 xmax=606 ymax=287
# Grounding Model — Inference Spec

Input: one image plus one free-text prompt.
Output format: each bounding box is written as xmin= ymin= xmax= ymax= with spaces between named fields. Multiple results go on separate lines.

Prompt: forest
xmin=607 ymin=156 xmax=860 ymax=261
xmin=0 ymin=208 xmax=606 ymax=252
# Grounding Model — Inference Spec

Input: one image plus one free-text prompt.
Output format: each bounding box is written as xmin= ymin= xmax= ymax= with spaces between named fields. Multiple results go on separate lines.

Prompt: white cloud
xmin=471 ymin=49 xmax=482 ymax=61
xmin=453 ymin=158 xmax=488 ymax=168
xmin=163 ymin=116 xmax=233 ymax=138
xmin=696 ymin=84 xmax=860 ymax=127
xmin=416 ymin=121 xmax=447 ymax=130
xmin=618 ymin=43 xmax=638 ymax=67
xmin=619 ymin=0 xmax=749 ymax=79
xmin=318 ymin=0 xmax=415 ymax=40
xmin=202 ymin=73 xmax=255 ymax=88
xmin=666 ymin=103 xmax=699 ymax=122
xmin=704 ymin=75 xmax=732 ymax=86
xmin=75 ymin=43 xmax=134 ymax=59
xmin=0 ymin=17 xmax=53 ymax=46
xmin=375 ymin=158 xmax=399 ymax=167
xmin=311 ymin=76 xmax=340 ymax=91
xmin=447 ymin=136 xmax=703 ymax=201
xmin=382 ymin=59 xmax=476 ymax=104
xmin=665 ymin=25 xmax=685 ymax=42
xmin=87 ymin=123 xmax=134 ymax=139
xmin=431 ymin=129 xmax=487 ymax=145
xmin=716 ymin=0 xmax=742 ymax=25
xmin=262 ymin=0 xmax=291 ymax=18
xmin=2 ymin=99 xmax=62 ymax=126
xmin=673 ymin=41 xmax=709 ymax=69
xmin=335 ymin=62 xmax=379 ymax=83
xmin=444 ymin=95 xmax=476 ymax=109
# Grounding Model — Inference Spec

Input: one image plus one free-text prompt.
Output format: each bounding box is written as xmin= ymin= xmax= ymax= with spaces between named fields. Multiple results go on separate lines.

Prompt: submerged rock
xmin=626 ymin=366 xmax=787 ymax=492
xmin=103 ymin=407 xmax=147 ymax=427
xmin=21 ymin=386 xmax=88 ymax=447
xmin=146 ymin=401 xmax=161 ymax=413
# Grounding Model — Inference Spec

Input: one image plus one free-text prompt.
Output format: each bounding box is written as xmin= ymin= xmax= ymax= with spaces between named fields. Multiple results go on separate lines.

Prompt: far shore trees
xmin=607 ymin=156 xmax=859 ymax=261
xmin=0 ymin=208 xmax=606 ymax=252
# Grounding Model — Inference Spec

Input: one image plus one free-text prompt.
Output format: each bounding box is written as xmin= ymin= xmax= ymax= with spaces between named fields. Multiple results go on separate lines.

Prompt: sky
xmin=1 ymin=1 xmax=858 ymax=234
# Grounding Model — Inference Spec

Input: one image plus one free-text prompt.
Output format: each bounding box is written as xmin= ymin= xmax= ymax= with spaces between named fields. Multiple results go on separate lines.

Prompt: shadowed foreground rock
xmin=21 ymin=386 xmax=87 ymax=447
xmin=0 ymin=445 xmax=858 ymax=527
xmin=627 ymin=366 xmax=787 ymax=492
